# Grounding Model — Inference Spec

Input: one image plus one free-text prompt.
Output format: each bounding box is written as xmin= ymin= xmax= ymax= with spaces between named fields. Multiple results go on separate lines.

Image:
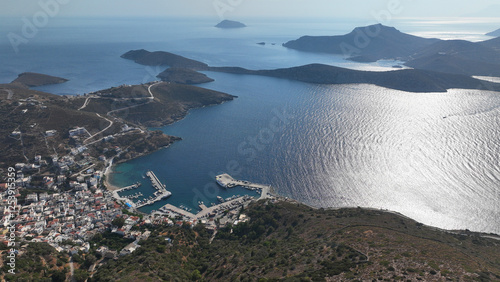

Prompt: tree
xmin=73 ymin=269 xmax=89 ymax=282
xmin=191 ymin=269 xmax=202 ymax=281
xmin=112 ymin=217 xmax=125 ymax=228
xmin=51 ymin=270 xmax=67 ymax=282
xmin=84 ymin=254 xmax=97 ymax=268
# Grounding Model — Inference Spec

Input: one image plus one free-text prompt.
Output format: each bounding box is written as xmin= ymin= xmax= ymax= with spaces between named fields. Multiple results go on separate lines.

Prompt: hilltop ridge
xmin=283 ymin=24 xmax=439 ymax=62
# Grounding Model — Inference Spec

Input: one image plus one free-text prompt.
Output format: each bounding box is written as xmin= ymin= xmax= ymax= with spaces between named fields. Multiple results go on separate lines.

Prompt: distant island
xmin=283 ymin=24 xmax=500 ymax=77
xmin=486 ymin=28 xmax=500 ymax=37
xmin=122 ymin=49 xmax=500 ymax=93
xmin=215 ymin=20 xmax=246 ymax=28
xmin=12 ymin=72 xmax=68 ymax=87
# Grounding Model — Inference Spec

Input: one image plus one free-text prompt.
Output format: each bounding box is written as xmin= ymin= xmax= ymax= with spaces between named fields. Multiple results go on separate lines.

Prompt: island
xmin=486 ymin=28 xmax=500 ymax=37
xmin=215 ymin=19 xmax=246 ymax=28
xmin=11 ymin=72 xmax=68 ymax=87
xmin=121 ymin=48 xmax=500 ymax=93
xmin=283 ymin=23 xmax=500 ymax=77
xmin=283 ymin=24 xmax=439 ymax=62
xmin=156 ymin=67 xmax=214 ymax=84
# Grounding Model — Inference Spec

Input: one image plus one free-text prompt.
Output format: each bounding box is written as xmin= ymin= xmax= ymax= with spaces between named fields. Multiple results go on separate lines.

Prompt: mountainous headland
xmin=215 ymin=20 xmax=246 ymax=28
xmin=283 ymin=24 xmax=500 ymax=77
xmin=283 ymin=24 xmax=439 ymax=62
xmin=11 ymin=72 xmax=69 ymax=87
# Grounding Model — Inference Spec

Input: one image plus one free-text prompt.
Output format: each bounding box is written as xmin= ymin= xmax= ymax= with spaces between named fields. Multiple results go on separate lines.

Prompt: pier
xmin=115 ymin=182 xmax=141 ymax=193
xmin=215 ymin=174 xmax=271 ymax=199
xmin=134 ymin=170 xmax=172 ymax=209
xmin=146 ymin=170 xmax=167 ymax=190
xmin=157 ymin=195 xmax=254 ymax=221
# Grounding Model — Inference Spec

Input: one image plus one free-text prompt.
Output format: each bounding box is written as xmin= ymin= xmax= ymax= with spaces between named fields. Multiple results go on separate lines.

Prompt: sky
xmin=2 ymin=0 xmax=499 ymax=19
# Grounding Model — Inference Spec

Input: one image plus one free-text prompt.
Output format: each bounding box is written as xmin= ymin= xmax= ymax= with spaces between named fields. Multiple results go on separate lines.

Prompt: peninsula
xmin=11 ymin=72 xmax=68 ymax=87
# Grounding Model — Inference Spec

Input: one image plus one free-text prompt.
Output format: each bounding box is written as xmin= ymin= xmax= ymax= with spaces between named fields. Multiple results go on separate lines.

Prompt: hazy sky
xmin=2 ymin=0 xmax=499 ymax=19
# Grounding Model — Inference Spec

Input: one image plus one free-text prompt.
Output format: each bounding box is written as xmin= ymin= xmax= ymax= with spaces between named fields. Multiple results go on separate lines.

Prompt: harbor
xmin=112 ymin=171 xmax=272 ymax=221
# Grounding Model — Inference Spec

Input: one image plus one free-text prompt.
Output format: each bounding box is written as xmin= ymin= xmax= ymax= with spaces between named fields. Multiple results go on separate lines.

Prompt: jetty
xmin=215 ymin=174 xmax=271 ymax=199
xmin=115 ymin=182 xmax=141 ymax=193
xmin=134 ymin=170 xmax=172 ymax=209
xmin=146 ymin=170 xmax=167 ymax=190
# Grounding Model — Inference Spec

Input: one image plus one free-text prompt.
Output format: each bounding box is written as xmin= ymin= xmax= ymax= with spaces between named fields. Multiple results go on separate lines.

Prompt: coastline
xmin=102 ymin=144 xmax=175 ymax=191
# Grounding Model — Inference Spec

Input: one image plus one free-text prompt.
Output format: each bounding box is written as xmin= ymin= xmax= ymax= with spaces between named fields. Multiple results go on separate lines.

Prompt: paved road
xmin=148 ymin=82 xmax=162 ymax=100
xmin=83 ymin=114 xmax=113 ymax=144
xmin=78 ymin=96 xmax=95 ymax=110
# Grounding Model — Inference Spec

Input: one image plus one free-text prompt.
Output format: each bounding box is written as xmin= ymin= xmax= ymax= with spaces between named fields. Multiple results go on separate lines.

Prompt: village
xmin=0 ymin=125 xmax=275 ymax=260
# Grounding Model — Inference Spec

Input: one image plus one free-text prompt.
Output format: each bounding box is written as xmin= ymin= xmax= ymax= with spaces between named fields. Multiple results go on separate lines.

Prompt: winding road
xmin=83 ymin=114 xmax=113 ymax=144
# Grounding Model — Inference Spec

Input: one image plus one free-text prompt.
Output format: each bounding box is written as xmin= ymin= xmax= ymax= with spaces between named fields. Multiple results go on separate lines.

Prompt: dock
xmin=115 ymin=182 xmax=141 ymax=193
xmin=215 ymin=174 xmax=271 ymax=199
xmin=160 ymin=204 xmax=196 ymax=218
xmin=135 ymin=170 xmax=172 ymax=209
xmin=146 ymin=170 xmax=167 ymax=190
xmin=157 ymin=195 xmax=254 ymax=221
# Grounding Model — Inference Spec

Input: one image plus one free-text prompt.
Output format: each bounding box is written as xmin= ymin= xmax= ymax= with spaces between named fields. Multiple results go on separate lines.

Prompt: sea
xmin=1 ymin=16 xmax=500 ymax=234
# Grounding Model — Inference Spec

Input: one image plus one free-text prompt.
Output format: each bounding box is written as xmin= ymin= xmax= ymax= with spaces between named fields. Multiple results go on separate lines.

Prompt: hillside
xmin=479 ymin=36 xmax=500 ymax=52
xmin=0 ymin=85 xmax=178 ymax=167
xmin=82 ymin=82 xmax=235 ymax=127
xmin=0 ymin=78 xmax=233 ymax=168
xmin=405 ymin=40 xmax=500 ymax=76
xmin=283 ymin=24 xmax=439 ymax=62
xmin=207 ymin=64 xmax=500 ymax=93
xmin=89 ymin=200 xmax=500 ymax=281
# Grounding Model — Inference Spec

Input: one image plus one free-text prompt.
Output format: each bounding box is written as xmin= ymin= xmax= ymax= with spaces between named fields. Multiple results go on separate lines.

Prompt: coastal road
xmin=83 ymin=113 xmax=113 ymax=144
xmin=78 ymin=96 xmax=96 ymax=110
xmin=147 ymin=81 xmax=162 ymax=100
xmin=84 ymin=128 xmax=144 ymax=146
